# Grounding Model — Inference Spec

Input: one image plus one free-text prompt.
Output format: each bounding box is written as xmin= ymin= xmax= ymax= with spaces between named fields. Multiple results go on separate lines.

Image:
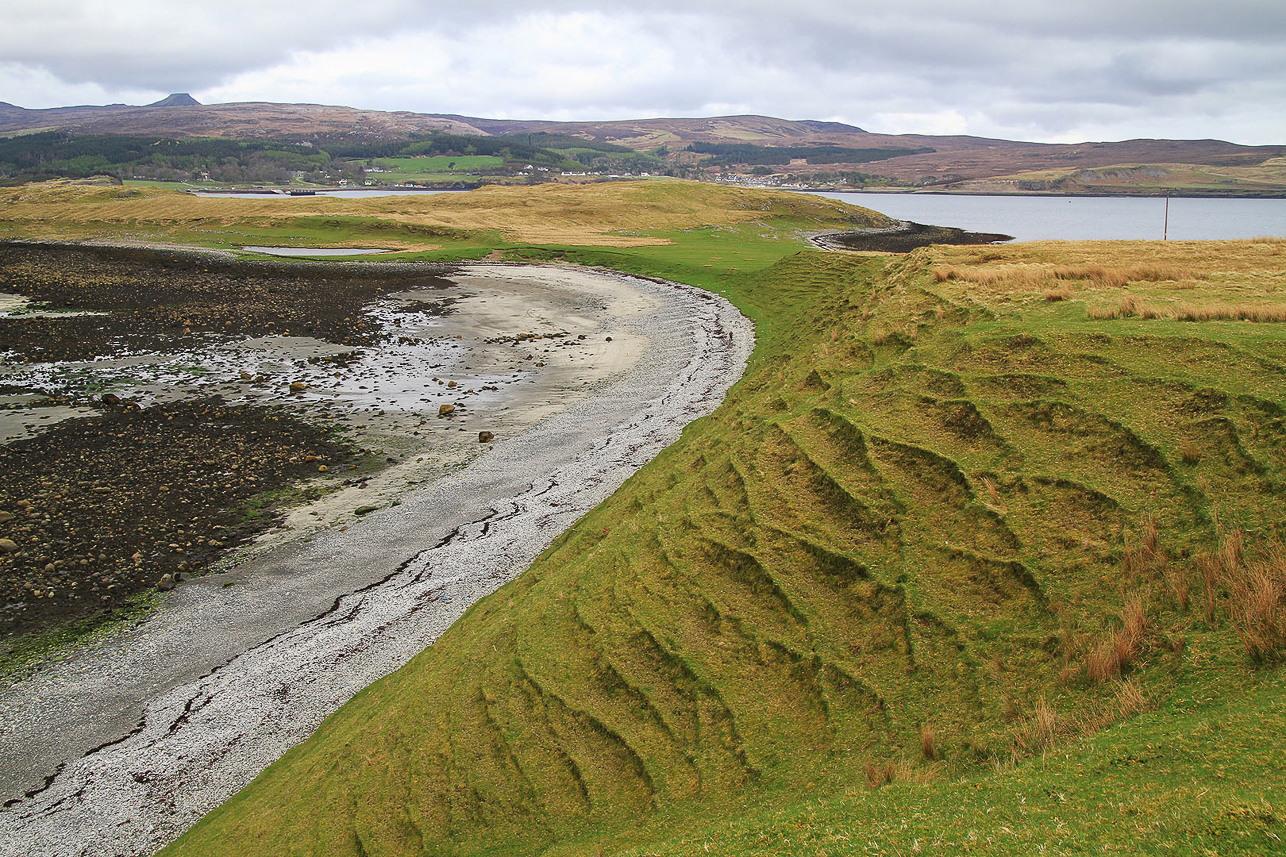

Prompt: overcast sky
xmin=3 ymin=0 xmax=1285 ymax=144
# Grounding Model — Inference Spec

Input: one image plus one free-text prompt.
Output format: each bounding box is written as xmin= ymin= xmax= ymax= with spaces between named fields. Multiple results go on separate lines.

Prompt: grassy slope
xmin=157 ymin=227 xmax=1286 ymax=856
xmin=0 ymin=179 xmax=890 ymax=251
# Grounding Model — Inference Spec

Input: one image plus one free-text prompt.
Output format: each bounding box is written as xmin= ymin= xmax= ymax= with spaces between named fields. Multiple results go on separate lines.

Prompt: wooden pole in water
xmin=1164 ymin=193 xmax=1170 ymax=241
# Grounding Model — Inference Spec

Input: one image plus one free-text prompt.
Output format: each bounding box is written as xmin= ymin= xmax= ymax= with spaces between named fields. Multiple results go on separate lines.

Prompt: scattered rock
xmin=0 ymin=538 xmax=18 ymax=553
xmin=289 ymin=381 xmax=308 ymax=392
xmin=318 ymin=464 xmax=329 ymax=473
xmin=0 ymin=510 xmax=12 ymax=524
xmin=438 ymin=404 xmax=456 ymax=417
xmin=606 ymin=336 xmax=613 ymax=342
xmin=101 ymin=393 xmax=121 ymax=407
xmin=478 ymin=431 xmax=495 ymax=443
xmin=354 ymin=505 xmax=379 ymax=516
xmin=156 ymin=573 xmax=175 ymax=592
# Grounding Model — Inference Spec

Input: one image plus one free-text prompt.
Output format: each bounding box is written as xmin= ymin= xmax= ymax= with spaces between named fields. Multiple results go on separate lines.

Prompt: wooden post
xmin=1164 ymin=193 xmax=1170 ymax=241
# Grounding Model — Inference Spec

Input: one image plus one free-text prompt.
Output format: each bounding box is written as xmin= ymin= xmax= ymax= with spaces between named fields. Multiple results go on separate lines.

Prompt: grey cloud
xmin=2 ymin=0 xmax=1284 ymax=143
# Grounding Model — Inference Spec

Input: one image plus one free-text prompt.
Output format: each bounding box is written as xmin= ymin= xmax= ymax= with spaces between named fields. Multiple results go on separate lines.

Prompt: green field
xmin=2 ymin=180 xmax=1283 ymax=856
xmin=371 ymin=155 xmax=505 ymax=173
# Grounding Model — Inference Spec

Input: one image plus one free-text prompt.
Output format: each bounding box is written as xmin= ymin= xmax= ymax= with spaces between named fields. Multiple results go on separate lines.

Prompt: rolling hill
xmin=2 ymin=96 xmax=1283 ymax=194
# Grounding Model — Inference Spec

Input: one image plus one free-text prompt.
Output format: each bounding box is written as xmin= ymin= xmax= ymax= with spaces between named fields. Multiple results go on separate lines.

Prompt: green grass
xmin=161 ymin=234 xmax=1286 ymax=857
xmin=4 ymin=181 xmax=1280 ymax=855
xmin=372 ymin=155 xmax=505 ymax=173
xmin=617 ymin=669 xmax=1285 ymax=856
xmin=371 ymin=172 xmax=494 ymax=184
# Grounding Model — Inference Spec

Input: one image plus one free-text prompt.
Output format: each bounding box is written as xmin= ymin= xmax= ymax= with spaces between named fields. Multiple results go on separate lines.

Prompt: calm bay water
xmin=809 ymin=192 xmax=1286 ymax=242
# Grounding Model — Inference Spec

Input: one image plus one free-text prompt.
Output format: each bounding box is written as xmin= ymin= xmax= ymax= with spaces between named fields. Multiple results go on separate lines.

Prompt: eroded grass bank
xmin=165 ymin=237 xmax=1286 ymax=856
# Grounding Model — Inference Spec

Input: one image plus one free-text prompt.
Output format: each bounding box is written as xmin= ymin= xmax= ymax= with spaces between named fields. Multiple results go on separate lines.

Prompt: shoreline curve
xmin=0 ymin=264 xmax=754 ymax=857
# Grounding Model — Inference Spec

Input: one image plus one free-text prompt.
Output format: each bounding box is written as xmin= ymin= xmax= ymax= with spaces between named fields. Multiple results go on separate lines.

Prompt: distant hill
xmin=0 ymin=100 xmax=489 ymax=140
xmin=147 ymin=93 xmax=201 ymax=107
xmin=0 ymin=98 xmax=1282 ymax=194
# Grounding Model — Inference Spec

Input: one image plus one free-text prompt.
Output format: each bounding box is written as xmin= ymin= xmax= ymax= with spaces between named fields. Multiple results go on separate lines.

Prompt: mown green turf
xmin=162 ymin=235 xmax=1286 ymax=856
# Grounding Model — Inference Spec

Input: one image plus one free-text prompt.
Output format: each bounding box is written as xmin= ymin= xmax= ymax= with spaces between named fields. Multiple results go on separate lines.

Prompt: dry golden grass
xmin=0 ymin=179 xmax=893 ymax=248
xmin=1187 ymin=528 xmax=1286 ymax=661
xmin=1171 ymin=303 xmax=1286 ymax=322
xmin=930 ymin=259 xmax=1200 ymax=295
xmin=1113 ymin=678 xmax=1151 ymax=718
xmin=1013 ymin=697 xmax=1060 ymax=754
xmin=1224 ymin=548 xmax=1286 ymax=662
xmin=1085 ymin=596 xmax=1149 ymax=683
xmin=923 ymin=241 xmax=1286 ymax=307
xmin=864 ymin=759 xmax=895 ymax=789
xmin=1167 ymin=565 xmax=1192 ymax=612
xmin=1086 ymin=296 xmax=1286 ymax=323
xmin=919 ymin=724 xmax=938 ymax=761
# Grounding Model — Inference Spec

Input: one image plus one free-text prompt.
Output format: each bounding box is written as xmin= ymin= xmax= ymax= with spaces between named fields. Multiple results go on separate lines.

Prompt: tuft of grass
xmin=1113 ymin=678 xmax=1151 ymax=718
xmin=919 ymin=724 xmax=938 ymax=761
xmin=1013 ymin=697 xmax=1060 ymax=755
xmin=864 ymin=759 xmax=896 ymax=789
xmin=1225 ymin=549 xmax=1286 ymax=663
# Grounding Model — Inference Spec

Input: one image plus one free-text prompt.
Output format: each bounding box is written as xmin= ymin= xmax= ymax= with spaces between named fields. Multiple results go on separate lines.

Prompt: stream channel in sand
xmin=0 ymin=263 xmax=753 ymax=857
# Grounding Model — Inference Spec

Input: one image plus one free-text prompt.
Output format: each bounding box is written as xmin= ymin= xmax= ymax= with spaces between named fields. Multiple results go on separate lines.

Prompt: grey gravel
xmin=0 ymin=265 xmax=753 ymax=857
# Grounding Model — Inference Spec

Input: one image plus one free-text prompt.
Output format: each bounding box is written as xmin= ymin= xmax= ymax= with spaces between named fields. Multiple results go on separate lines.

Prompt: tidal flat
xmin=0 ymin=244 xmax=662 ymax=642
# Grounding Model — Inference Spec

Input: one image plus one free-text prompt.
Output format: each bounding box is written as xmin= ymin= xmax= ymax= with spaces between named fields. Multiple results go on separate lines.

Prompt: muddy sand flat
xmin=0 ymin=263 xmax=752 ymax=857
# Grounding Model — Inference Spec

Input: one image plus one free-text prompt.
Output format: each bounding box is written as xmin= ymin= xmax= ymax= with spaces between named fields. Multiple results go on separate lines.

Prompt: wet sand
xmin=0 ymin=264 xmax=753 ymax=857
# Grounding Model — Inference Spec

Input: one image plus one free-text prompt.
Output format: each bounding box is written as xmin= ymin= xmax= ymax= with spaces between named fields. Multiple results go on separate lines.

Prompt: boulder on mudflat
xmin=478 ymin=431 xmax=495 ymax=443
xmin=438 ymin=404 xmax=456 ymax=417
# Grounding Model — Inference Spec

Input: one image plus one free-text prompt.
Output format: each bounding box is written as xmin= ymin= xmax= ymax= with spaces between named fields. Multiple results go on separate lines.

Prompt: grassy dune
xmin=159 ymin=231 xmax=1286 ymax=855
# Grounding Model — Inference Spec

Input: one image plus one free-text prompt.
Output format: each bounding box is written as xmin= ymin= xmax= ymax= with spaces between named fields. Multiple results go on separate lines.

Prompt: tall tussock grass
xmin=1088 ymin=297 xmax=1286 ymax=322
xmin=1085 ymin=596 xmax=1150 ymax=682
xmin=934 ymin=261 xmax=1198 ymax=294
xmin=1187 ymin=528 xmax=1286 ymax=662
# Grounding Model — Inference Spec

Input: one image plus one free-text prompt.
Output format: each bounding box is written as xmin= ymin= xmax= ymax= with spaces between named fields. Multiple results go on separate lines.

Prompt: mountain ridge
xmin=0 ymin=99 xmax=1282 ymax=189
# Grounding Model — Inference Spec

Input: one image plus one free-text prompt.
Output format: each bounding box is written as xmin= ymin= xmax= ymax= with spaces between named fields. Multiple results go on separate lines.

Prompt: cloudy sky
xmin=3 ymin=0 xmax=1285 ymax=144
